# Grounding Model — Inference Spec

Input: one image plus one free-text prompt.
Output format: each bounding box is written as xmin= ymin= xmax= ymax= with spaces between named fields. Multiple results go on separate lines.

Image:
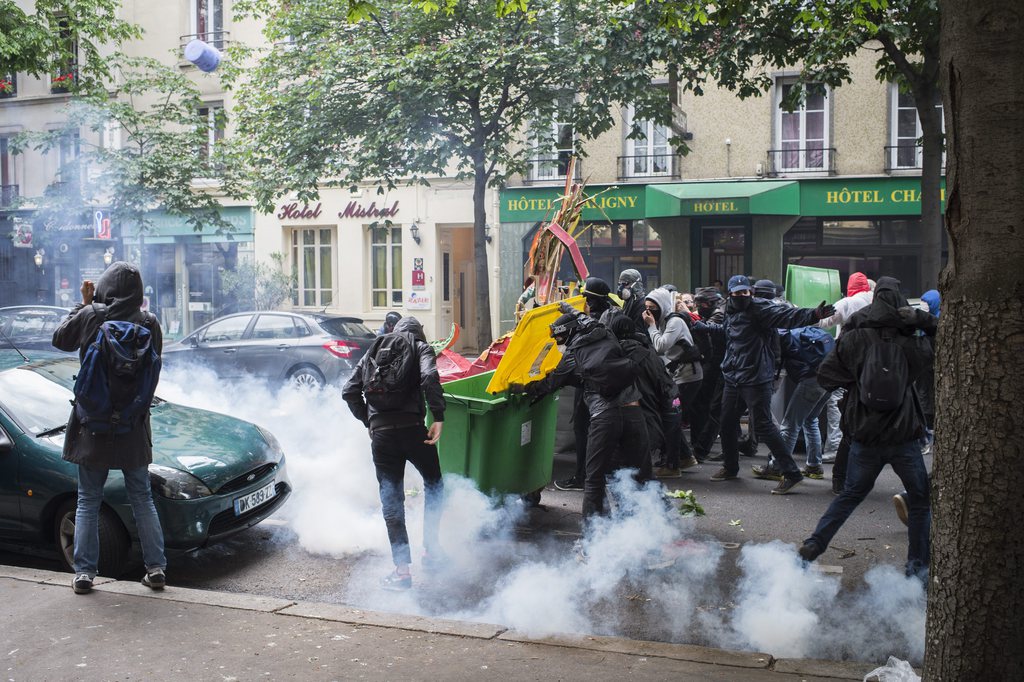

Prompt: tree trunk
xmin=925 ymin=1 xmax=1024 ymax=679
xmin=472 ymin=153 xmax=493 ymax=351
xmin=916 ymin=77 xmax=944 ymax=292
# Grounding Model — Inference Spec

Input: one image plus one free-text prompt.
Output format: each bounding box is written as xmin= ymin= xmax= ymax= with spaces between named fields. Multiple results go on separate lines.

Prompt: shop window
xmin=772 ymin=80 xmax=832 ymax=173
xmin=822 ymin=220 xmax=880 ymax=246
xmin=291 ymin=227 xmax=334 ymax=307
xmin=888 ymin=86 xmax=944 ymax=171
xmin=631 ymin=220 xmax=662 ymax=251
xmin=783 ymin=217 xmax=819 ymax=248
xmin=622 ymin=106 xmax=672 ymax=178
xmin=370 ymin=223 xmax=402 ymax=308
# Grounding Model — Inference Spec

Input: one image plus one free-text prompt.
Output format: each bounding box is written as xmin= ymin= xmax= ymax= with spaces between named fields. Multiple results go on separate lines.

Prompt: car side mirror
xmin=0 ymin=429 xmax=13 ymax=453
xmin=189 ymin=336 xmax=200 ymax=348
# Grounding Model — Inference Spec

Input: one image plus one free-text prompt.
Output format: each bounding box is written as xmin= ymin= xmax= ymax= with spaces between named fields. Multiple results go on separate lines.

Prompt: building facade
xmin=497 ymin=47 xmax=945 ymax=324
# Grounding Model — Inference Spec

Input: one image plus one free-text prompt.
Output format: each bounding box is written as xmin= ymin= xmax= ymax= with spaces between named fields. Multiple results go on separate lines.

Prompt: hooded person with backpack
xmin=516 ymin=304 xmax=647 ymax=524
xmin=799 ymin=277 xmax=936 ymax=580
xmin=51 ymin=262 xmax=166 ymax=595
xmin=343 ymin=316 xmax=446 ymax=591
xmin=642 ymin=286 xmax=702 ymax=477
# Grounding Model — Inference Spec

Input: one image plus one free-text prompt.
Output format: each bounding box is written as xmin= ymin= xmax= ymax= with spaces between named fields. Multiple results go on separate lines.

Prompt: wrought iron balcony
xmin=180 ymin=31 xmax=232 ymax=53
xmin=766 ymin=147 xmax=837 ymax=176
xmin=617 ymin=153 xmax=679 ymax=181
xmin=523 ymin=156 xmax=582 ymax=185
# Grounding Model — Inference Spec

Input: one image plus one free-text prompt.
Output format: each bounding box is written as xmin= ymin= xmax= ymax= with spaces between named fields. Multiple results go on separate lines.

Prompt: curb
xmin=0 ymin=565 xmax=874 ymax=679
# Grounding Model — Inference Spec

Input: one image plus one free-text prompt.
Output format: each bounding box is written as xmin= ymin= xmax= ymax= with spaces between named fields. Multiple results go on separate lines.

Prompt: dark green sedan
xmin=0 ymin=350 xmax=291 ymax=576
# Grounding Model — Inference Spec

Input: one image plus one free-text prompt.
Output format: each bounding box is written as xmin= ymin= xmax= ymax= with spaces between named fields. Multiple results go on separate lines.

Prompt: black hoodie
xmin=817 ymin=277 xmax=936 ymax=446
xmin=52 ymin=261 xmax=162 ymax=469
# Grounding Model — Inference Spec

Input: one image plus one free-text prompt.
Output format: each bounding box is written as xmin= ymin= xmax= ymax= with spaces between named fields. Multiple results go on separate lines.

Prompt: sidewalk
xmin=1 ymin=566 xmax=875 ymax=681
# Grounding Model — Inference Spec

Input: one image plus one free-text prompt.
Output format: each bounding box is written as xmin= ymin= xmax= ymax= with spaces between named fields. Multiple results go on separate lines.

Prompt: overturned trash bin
xmin=433 ymin=370 xmax=558 ymax=498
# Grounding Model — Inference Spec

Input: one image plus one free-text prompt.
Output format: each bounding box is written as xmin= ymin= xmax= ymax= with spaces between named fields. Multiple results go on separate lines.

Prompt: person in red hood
xmin=818 ymin=272 xmax=874 ymax=336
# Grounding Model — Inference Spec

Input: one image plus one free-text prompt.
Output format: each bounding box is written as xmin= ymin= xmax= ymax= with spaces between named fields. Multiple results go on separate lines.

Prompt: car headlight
xmin=256 ymin=426 xmax=285 ymax=461
xmin=148 ymin=464 xmax=213 ymax=500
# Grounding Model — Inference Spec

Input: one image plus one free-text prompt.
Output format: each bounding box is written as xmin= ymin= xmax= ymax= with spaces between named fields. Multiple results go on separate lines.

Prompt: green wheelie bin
xmin=433 ymin=370 xmax=558 ymax=497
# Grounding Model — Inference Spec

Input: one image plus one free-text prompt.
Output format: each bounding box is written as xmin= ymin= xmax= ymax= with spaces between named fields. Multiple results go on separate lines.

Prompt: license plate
xmin=233 ymin=481 xmax=276 ymax=516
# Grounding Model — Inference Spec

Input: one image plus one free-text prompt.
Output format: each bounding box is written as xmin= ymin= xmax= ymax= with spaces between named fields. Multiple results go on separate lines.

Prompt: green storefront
xmin=500 ymin=176 xmax=943 ymax=318
xmin=121 ymin=206 xmax=255 ymax=337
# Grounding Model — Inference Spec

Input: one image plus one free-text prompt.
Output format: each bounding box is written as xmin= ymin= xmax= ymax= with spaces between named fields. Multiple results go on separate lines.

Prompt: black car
xmin=0 ymin=306 xmax=72 ymax=353
xmin=163 ymin=311 xmax=375 ymax=387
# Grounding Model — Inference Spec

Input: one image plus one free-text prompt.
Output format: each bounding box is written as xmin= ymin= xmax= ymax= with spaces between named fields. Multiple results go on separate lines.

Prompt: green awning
xmin=645 ymin=180 xmax=800 ymax=218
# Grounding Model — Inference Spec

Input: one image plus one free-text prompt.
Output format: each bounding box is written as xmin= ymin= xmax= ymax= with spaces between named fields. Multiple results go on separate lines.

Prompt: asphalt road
xmin=1 ymin=441 xmax=926 ymax=663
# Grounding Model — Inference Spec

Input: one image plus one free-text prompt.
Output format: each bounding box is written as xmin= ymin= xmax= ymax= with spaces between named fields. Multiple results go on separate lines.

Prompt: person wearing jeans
xmin=52 ymin=262 xmax=167 ymax=595
xmin=803 ymin=441 xmax=930 ymax=577
xmin=75 ymin=466 xmax=165 ymax=579
xmin=779 ymin=378 xmax=831 ymax=474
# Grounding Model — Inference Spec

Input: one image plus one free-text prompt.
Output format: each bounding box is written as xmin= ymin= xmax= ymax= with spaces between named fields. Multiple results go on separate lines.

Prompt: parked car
xmin=0 ymin=306 xmax=72 ymax=353
xmin=0 ymin=350 xmax=291 ymax=576
xmin=163 ymin=311 xmax=375 ymax=387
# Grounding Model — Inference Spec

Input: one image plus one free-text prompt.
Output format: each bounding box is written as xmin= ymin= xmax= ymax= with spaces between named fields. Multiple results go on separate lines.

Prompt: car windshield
xmin=0 ymin=366 xmax=74 ymax=435
xmin=317 ymin=318 xmax=374 ymax=338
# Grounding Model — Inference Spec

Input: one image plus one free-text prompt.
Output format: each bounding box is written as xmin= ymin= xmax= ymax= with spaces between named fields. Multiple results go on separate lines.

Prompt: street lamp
xmin=33 ymin=249 xmax=44 ymax=268
xmin=103 ymin=247 xmax=115 ymax=266
xmin=409 ymin=222 xmax=421 ymax=245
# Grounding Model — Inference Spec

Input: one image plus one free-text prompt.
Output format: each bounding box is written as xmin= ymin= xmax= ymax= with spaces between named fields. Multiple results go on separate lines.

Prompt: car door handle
xmin=223 ymin=348 xmax=237 ymax=354
xmin=277 ymin=344 xmax=289 ymax=350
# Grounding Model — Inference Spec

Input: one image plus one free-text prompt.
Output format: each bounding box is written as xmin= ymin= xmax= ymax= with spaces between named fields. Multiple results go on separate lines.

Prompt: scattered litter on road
xmin=728 ymin=519 xmax=742 ymax=526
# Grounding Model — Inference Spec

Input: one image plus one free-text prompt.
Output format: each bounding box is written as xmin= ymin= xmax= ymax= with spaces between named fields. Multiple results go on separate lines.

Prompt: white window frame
xmin=190 ymin=0 xmax=225 ymax=47
xmin=774 ymin=79 xmax=831 ymax=174
xmin=290 ymin=227 xmax=336 ymax=308
xmin=624 ymin=105 xmax=671 ymax=178
xmin=369 ymin=223 xmax=404 ymax=309
xmin=888 ymin=84 xmax=945 ymax=171
xmin=530 ymin=99 xmax=574 ymax=181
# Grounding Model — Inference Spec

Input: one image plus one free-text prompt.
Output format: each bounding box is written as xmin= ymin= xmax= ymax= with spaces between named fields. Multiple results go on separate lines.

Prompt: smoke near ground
xmin=158 ymin=366 xmax=925 ymax=664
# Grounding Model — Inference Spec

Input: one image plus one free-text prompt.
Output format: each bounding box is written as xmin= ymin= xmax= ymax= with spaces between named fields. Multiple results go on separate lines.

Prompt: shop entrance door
xmin=695 ymin=223 xmax=750 ymax=289
xmin=438 ymin=226 xmax=476 ymax=354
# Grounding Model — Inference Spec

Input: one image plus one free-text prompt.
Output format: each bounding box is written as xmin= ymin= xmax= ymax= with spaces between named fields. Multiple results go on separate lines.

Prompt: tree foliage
xmin=221 ymin=252 xmax=295 ymax=311
xmin=14 ymin=56 xmax=237 ymax=237
xmin=0 ymin=0 xmax=140 ymax=92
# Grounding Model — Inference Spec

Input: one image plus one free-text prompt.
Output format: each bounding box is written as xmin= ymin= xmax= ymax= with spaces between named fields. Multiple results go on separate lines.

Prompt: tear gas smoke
xmin=159 ymin=365 xmax=926 ymax=664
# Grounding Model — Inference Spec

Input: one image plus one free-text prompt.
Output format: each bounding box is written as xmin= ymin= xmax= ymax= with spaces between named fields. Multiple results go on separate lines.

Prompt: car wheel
xmin=288 ymin=365 xmax=325 ymax=388
xmin=54 ymin=499 xmax=132 ymax=578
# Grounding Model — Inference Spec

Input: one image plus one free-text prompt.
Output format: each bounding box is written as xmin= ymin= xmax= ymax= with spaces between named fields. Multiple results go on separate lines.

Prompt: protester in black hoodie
xmin=799 ymin=277 xmax=935 ymax=580
xmin=52 ymin=262 xmax=166 ymax=595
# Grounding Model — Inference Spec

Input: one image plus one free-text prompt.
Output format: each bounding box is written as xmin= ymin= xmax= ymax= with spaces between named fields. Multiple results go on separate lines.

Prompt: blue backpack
xmin=73 ymin=305 xmax=161 ymax=435
xmin=792 ymin=326 xmax=835 ymax=370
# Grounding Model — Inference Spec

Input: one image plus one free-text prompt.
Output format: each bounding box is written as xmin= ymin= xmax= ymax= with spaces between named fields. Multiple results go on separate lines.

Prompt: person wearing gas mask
xmin=696 ymin=275 xmax=835 ymax=494
xmin=515 ymin=305 xmax=646 ymax=525
xmin=642 ymin=287 xmax=702 ymax=477
xmin=554 ymin=276 xmax=618 ymax=491
xmin=617 ymin=269 xmax=647 ymax=332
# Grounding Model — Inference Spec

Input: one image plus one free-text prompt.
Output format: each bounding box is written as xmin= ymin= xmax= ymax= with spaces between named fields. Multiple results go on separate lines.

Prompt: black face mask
xmin=698 ymin=304 xmax=713 ymax=320
xmin=646 ymin=308 xmax=661 ymax=323
xmin=731 ymin=296 xmax=752 ymax=311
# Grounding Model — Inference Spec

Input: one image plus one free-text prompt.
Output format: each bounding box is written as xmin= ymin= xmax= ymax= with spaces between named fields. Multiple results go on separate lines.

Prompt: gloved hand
xmin=507 ymin=383 xmax=528 ymax=395
xmin=813 ymin=300 xmax=836 ymax=320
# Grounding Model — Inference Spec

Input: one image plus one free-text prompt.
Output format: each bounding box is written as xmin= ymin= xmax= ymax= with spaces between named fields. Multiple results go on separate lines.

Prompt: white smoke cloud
xmin=157 ymin=366 xmax=926 ymax=665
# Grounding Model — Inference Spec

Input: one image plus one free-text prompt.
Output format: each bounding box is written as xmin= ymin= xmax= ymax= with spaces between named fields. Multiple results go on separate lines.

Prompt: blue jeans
xmin=806 ymin=440 xmax=930 ymax=577
xmin=824 ymin=389 xmax=844 ymax=452
xmin=75 ymin=465 xmax=166 ymax=578
xmin=779 ymin=377 xmax=830 ymax=467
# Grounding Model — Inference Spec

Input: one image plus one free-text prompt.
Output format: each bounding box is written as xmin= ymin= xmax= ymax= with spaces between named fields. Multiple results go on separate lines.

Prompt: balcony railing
xmin=766 ymin=147 xmax=837 ymax=176
xmin=523 ymin=156 xmax=582 ymax=185
xmin=0 ymin=185 xmax=18 ymax=208
xmin=180 ymin=31 xmax=232 ymax=53
xmin=884 ymin=144 xmax=947 ymax=174
xmin=617 ymin=153 xmax=679 ymax=181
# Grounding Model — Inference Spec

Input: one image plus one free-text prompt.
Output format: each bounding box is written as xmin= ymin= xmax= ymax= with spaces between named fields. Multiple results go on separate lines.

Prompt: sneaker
xmin=73 ymin=573 xmax=93 ymax=595
xmin=751 ymin=464 xmax=784 ymax=481
xmin=553 ymin=476 xmax=584 ymax=491
xmin=821 ymin=452 xmax=837 ymax=463
xmin=798 ymin=541 xmax=822 ymax=563
xmin=421 ymin=551 xmax=448 ymax=573
xmin=380 ymin=569 xmax=412 ymax=591
xmin=832 ymin=476 xmax=844 ymax=495
xmin=801 ymin=465 xmax=825 ymax=480
xmin=679 ymin=455 xmax=699 ymax=470
xmin=893 ymin=493 xmax=909 ymax=527
xmin=655 ymin=466 xmax=681 ymax=479
xmin=142 ymin=568 xmax=166 ymax=590
xmin=771 ymin=476 xmax=803 ymax=495
xmin=709 ymin=467 xmax=738 ymax=481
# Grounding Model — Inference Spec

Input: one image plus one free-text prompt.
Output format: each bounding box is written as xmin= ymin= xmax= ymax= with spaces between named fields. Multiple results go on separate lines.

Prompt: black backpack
xmin=361 ymin=332 xmax=418 ymax=408
xmin=663 ymin=312 xmax=703 ymax=367
xmin=857 ymin=329 xmax=910 ymax=411
xmin=576 ymin=336 xmax=637 ymax=398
